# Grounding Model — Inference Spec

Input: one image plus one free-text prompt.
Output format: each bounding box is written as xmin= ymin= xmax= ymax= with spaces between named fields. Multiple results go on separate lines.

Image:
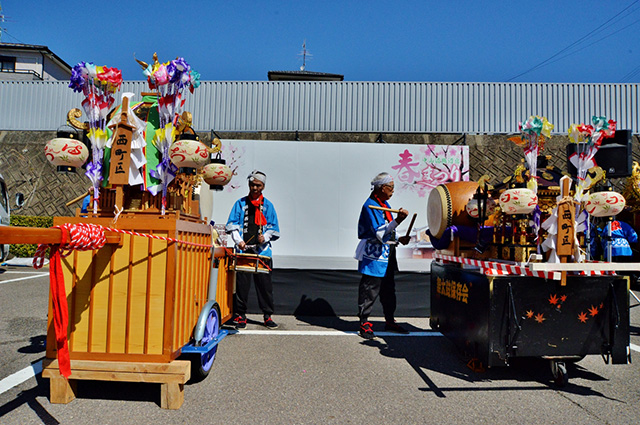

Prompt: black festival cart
xmin=430 ymin=254 xmax=631 ymax=385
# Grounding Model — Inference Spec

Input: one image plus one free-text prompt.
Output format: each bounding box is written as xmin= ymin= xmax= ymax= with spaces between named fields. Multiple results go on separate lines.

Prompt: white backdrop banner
xmin=200 ymin=140 xmax=469 ymax=270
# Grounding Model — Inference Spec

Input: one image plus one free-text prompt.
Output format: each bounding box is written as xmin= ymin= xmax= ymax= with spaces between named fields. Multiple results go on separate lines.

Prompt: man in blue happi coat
xmin=227 ymin=170 xmax=280 ymax=329
xmin=590 ymin=219 xmax=637 ymax=262
xmin=355 ymin=172 xmax=410 ymax=339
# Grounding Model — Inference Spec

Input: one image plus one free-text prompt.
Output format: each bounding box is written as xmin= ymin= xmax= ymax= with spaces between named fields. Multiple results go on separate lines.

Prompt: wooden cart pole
xmin=0 ymin=225 xmax=122 ymax=245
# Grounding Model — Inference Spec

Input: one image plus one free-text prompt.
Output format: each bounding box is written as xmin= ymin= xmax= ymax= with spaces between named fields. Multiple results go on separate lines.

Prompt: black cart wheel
xmin=551 ymin=361 xmax=568 ymax=387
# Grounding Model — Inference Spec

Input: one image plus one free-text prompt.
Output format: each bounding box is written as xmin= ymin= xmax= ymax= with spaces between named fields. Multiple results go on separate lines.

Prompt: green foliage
xmin=9 ymin=215 xmax=54 ymax=258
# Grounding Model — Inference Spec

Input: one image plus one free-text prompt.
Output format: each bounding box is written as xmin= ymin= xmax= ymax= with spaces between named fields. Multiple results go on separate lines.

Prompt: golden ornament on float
xmin=44 ymin=129 xmax=89 ymax=173
xmin=169 ymin=133 xmax=210 ymax=172
xmin=202 ymin=158 xmax=232 ymax=191
xmin=585 ymin=191 xmax=626 ymax=217
xmin=498 ymin=188 xmax=538 ymax=214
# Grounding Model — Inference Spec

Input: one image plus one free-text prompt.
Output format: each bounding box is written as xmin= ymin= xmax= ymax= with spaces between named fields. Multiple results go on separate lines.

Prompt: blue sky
xmin=2 ymin=0 xmax=640 ymax=83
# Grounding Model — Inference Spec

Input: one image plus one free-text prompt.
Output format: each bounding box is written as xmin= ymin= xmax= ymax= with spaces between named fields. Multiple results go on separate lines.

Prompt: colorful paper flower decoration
xmin=68 ymin=61 xmax=123 ymax=213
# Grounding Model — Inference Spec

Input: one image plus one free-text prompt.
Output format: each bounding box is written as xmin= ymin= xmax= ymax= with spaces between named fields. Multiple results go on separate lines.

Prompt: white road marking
xmin=0 ymin=361 xmax=42 ymax=395
xmin=1 ymin=270 xmax=42 ymax=274
xmin=235 ymin=330 xmax=443 ymax=336
xmin=631 ymin=343 xmax=640 ymax=353
xmin=0 ymin=273 xmax=49 ymax=284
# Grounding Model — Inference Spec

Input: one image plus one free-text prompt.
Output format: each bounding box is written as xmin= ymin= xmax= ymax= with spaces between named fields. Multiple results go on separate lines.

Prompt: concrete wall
xmin=1 ymin=130 xmax=638 ymax=217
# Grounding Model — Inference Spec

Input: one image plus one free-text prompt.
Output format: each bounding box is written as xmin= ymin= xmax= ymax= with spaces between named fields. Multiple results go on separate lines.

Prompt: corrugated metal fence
xmin=1 ymin=80 xmax=638 ymax=134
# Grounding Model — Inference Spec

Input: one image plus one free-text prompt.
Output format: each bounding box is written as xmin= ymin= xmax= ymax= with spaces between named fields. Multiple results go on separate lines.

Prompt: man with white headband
xmin=226 ymin=170 xmax=281 ymax=329
xmin=354 ymin=172 xmax=410 ymax=339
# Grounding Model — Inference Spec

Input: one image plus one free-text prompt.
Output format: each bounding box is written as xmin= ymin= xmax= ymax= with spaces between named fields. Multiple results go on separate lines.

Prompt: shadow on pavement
xmin=372 ymin=335 xmax=621 ymax=400
xmin=294 ymin=297 xmax=619 ymax=400
xmin=18 ymin=335 xmax=46 ymax=354
xmin=0 ymin=364 xmax=59 ymax=425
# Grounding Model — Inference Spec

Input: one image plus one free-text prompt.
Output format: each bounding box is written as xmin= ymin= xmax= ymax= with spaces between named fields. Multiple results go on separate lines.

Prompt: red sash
xmin=373 ymin=195 xmax=393 ymax=223
xmin=249 ymin=195 xmax=267 ymax=226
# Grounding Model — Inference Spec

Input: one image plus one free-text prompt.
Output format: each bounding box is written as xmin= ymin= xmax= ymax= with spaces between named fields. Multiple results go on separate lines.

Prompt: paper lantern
xmin=44 ymin=130 xmax=88 ymax=172
xmin=169 ymin=134 xmax=209 ymax=170
xmin=465 ymin=197 xmax=496 ymax=218
xmin=498 ymin=188 xmax=538 ymax=215
xmin=202 ymin=159 xmax=232 ymax=191
xmin=585 ymin=191 xmax=626 ymax=217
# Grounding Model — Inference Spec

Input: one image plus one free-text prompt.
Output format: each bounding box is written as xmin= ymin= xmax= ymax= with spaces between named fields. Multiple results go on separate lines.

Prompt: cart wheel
xmin=192 ymin=304 xmax=221 ymax=381
xmin=550 ymin=361 xmax=568 ymax=387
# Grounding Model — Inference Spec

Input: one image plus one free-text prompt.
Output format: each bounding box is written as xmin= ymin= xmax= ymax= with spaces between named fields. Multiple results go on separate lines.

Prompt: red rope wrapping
xmin=32 ymin=223 xmax=106 ymax=378
xmin=30 ymin=222 xmax=271 ymax=378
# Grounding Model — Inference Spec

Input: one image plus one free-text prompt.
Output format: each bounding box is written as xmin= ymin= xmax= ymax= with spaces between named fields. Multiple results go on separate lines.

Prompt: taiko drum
xmin=427 ymin=181 xmax=488 ymax=239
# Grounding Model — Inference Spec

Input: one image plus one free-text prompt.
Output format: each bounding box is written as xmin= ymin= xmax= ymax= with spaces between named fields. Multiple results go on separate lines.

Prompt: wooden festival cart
xmin=2 ymin=203 xmax=235 ymax=409
xmin=3 ymin=66 xmax=239 ymax=407
xmin=45 ymin=209 xmax=234 ymax=408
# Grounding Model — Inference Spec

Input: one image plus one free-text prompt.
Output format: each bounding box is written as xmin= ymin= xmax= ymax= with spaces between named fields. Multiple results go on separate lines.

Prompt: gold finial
xmin=478 ymin=175 xmax=493 ymax=191
xmin=584 ymin=166 xmax=606 ymax=190
xmin=514 ymin=163 xmax=526 ymax=183
xmin=135 ymin=52 xmax=160 ymax=70
xmin=67 ymin=108 xmax=89 ymax=130
xmin=135 ymin=57 xmax=148 ymax=70
xmin=176 ymin=111 xmax=193 ymax=135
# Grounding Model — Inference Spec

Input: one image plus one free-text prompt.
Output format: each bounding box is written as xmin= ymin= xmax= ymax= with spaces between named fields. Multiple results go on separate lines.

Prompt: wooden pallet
xmin=42 ymin=358 xmax=191 ymax=409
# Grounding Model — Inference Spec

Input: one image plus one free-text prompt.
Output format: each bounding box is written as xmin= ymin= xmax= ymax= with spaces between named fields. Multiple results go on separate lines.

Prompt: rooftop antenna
xmin=298 ymin=40 xmax=312 ymax=71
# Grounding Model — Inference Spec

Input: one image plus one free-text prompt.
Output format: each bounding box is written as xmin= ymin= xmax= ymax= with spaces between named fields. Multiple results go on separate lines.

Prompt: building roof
xmin=0 ymin=42 xmax=72 ymax=72
xmin=268 ymin=70 xmax=344 ymax=81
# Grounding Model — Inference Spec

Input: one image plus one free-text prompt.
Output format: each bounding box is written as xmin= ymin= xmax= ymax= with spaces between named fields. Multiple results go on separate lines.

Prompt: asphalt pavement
xmin=1 ymin=266 xmax=639 ymax=424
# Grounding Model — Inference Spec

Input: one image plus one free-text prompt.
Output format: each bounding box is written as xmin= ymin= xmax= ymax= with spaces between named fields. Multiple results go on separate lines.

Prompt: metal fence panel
xmin=1 ymin=80 xmax=638 ymax=134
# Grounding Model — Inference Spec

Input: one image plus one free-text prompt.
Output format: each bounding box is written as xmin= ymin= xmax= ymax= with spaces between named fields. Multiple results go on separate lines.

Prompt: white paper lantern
xmin=498 ymin=188 xmax=538 ymax=215
xmin=202 ymin=161 xmax=232 ymax=190
xmin=169 ymin=137 xmax=209 ymax=169
xmin=44 ymin=131 xmax=88 ymax=172
xmin=585 ymin=191 xmax=626 ymax=217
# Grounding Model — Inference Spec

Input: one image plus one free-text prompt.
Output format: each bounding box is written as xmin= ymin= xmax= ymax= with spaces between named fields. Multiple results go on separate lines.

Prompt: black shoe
xmin=384 ymin=321 xmax=409 ymax=334
xmin=359 ymin=321 xmax=375 ymax=340
xmin=264 ymin=317 xmax=279 ymax=329
xmin=233 ymin=315 xmax=247 ymax=329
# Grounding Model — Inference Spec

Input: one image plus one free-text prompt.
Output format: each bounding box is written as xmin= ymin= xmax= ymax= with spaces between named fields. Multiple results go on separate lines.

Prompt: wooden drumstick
xmin=368 ymin=205 xmax=401 ymax=213
xmin=65 ymin=190 xmax=91 ymax=207
xmin=404 ymin=213 xmax=417 ymax=237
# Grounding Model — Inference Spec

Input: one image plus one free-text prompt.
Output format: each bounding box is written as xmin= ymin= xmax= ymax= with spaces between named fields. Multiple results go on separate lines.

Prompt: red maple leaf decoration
xmin=588 ymin=305 xmax=599 ymax=317
xmin=578 ymin=312 xmax=588 ymax=323
xmin=534 ymin=313 xmax=546 ymax=323
xmin=525 ymin=310 xmax=534 ymax=319
xmin=560 ymin=295 xmax=567 ymax=302
xmin=548 ymin=294 xmax=559 ymax=305
xmin=599 ymin=302 xmax=604 ymax=309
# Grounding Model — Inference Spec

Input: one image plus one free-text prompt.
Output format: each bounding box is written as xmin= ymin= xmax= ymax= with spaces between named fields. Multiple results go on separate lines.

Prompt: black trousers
xmin=357 ymin=262 xmax=397 ymax=323
xmin=234 ymin=258 xmax=274 ymax=318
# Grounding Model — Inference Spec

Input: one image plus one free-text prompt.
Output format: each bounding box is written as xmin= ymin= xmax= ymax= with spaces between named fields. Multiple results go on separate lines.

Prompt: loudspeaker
xmin=566 ymin=129 xmax=633 ymax=178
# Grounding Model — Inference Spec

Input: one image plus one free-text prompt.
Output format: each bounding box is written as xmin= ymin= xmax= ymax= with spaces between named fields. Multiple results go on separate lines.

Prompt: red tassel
xmin=49 ymin=246 xmax=71 ymax=378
